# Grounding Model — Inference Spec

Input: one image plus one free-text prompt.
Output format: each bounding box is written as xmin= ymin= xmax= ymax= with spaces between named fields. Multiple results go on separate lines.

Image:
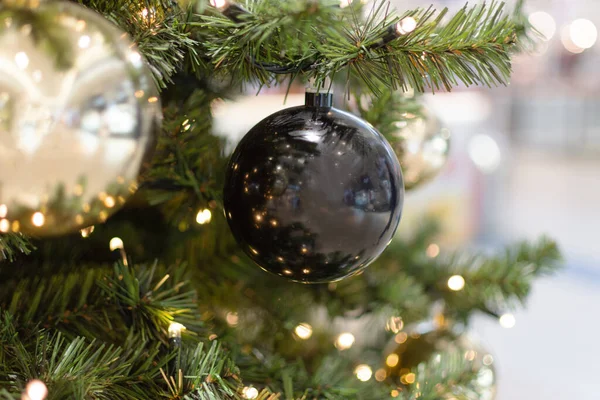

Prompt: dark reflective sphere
xmin=224 ymin=106 xmax=404 ymax=283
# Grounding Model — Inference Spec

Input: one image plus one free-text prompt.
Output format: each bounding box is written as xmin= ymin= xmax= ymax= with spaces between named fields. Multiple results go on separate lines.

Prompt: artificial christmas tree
xmin=0 ymin=0 xmax=561 ymax=399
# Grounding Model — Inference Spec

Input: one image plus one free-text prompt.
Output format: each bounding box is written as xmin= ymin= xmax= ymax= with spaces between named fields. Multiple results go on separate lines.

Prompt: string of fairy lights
xmin=13 ymin=0 xmax=519 ymax=398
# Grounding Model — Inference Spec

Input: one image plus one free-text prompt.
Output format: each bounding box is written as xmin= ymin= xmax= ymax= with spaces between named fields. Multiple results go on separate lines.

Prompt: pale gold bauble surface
xmin=392 ymin=107 xmax=450 ymax=190
xmin=0 ymin=1 xmax=161 ymax=236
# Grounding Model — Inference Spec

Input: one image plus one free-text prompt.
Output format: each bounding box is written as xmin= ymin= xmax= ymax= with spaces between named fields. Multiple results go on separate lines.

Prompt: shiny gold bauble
xmin=391 ymin=107 xmax=450 ymax=190
xmin=0 ymin=1 xmax=160 ymax=236
xmin=383 ymin=325 xmax=496 ymax=399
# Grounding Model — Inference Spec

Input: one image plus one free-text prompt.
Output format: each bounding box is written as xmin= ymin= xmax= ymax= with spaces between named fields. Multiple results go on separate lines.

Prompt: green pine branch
xmin=438 ymin=237 xmax=562 ymax=318
xmin=0 ymin=261 xmax=201 ymax=344
xmin=0 ymin=233 xmax=34 ymax=262
xmin=196 ymin=0 xmax=521 ymax=93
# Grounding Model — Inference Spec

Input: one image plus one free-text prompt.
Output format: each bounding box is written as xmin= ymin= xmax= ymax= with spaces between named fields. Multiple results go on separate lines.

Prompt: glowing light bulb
xmin=104 ymin=196 xmax=116 ymax=208
xmin=335 ymin=332 xmax=355 ymax=350
xmin=570 ymin=19 xmax=598 ymax=49
xmin=395 ymin=17 xmax=417 ymax=35
xmin=468 ymin=134 xmax=501 ymax=173
xmin=386 ymin=316 xmax=404 ymax=333
xmin=499 ymin=313 xmax=516 ymax=329
xmin=0 ymin=219 xmax=9 ymax=233
xmin=109 ymin=237 xmax=124 ymax=251
xmin=0 ymin=204 xmax=6 ymax=218
xmin=242 ymin=386 xmax=259 ymax=399
xmin=15 ymin=52 xmax=29 ymax=69
xmin=339 ymin=0 xmax=352 ymax=7
xmin=447 ymin=275 xmax=465 ymax=291
xmin=386 ymin=353 xmax=399 ymax=367
xmin=354 ymin=364 xmax=372 ymax=382
xmin=528 ymin=11 xmax=556 ymax=41
xmin=294 ymin=323 xmax=313 ymax=339
xmin=80 ymin=226 xmax=95 ymax=238
xmin=196 ymin=209 xmax=212 ymax=224
xmin=168 ymin=322 xmax=186 ymax=338
xmin=24 ymin=380 xmax=48 ymax=400
xmin=401 ymin=372 xmax=416 ymax=384
xmin=31 ymin=212 xmax=45 ymax=227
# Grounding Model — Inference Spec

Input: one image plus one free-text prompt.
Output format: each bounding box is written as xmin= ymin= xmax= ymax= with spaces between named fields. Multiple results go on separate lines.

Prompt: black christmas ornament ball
xmin=223 ymin=92 xmax=404 ymax=283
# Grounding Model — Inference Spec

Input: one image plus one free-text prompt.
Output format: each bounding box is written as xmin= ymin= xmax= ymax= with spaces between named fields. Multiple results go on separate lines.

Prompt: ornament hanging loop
xmin=305 ymin=77 xmax=333 ymax=108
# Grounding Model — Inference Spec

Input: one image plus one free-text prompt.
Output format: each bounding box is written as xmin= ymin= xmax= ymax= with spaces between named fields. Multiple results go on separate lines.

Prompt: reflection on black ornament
xmin=223 ymin=93 xmax=404 ymax=283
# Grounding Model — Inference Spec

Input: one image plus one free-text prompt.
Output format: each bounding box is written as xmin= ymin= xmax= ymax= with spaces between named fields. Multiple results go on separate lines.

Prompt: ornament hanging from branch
xmin=0 ymin=1 xmax=161 ymax=236
xmin=391 ymin=106 xmax=450 ymax=190
xmin=223 ymin=85 xmax=404 ymax=283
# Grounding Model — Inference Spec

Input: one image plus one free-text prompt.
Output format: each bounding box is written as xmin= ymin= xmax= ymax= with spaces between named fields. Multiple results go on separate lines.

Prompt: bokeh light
xmin=294 ymin=323 xmax=313 ymax=339
xmin=528 ymin=11 xmax=556 ymax=41
xmin=354 ymin=364 xmax=373 ymax=382
xmin=499 ymin=313 xmax=516 ymax=329
xmin=468 ymin=134 xmax=502 ymax=173
xmin=447 ymin=275 xmax=466 ymax=291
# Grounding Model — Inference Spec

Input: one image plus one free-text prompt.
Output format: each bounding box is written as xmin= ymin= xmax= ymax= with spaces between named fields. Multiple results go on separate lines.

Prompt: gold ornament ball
xmin=391 ymin=107 xmax=450 ymax=190
xmin=0 ymin=1 xmax=161 ymax=236
xmin=384 ymin=327 xmax=496 ymax=399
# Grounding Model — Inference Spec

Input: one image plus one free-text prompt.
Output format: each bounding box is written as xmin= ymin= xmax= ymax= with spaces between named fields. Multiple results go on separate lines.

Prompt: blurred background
xmin=213 ymin=0 xmax=600 ymax=398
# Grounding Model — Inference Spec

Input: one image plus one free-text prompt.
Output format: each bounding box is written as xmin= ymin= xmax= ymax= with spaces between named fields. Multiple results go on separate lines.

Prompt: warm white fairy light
xmin=395 ymin=17 xmax=417 ymax=35
xmin=196 ymin=209 xmax=212 ymax=225
xmin=0 ymin=204 xmax=7 ymax=218
xmin=109 ymin=237 xmax=124 ymax=251
xmin=23 ymin=380 xmax=48 ymax=400
xmin=339 ymin=0 xmax=352 ymax=8
xmin=80 ymin=226 xmax=95 ymax=238
xmin=31 ymin=212 xmax=45 ymax=227
xmin=242 ymin=386 xmax=259 ymax=399
xmin=385 ymin=316 xmax=404 ymax=333
xmin=354 ymin=364 xmax=372 ymax=382
xmin=386 ymin=353 xmax=399 ymax=367
xmin=0 ymin=219 xmax=9 ymax=233
xmin=104 ymin=196 xmax=116 ymax=208
xmin=168 ymin=322 xmax=186 ymax=338
xmin=294 ymin=323 xmax=313 ymax=339
xmin=447 ymin=275 xmax=465 ymax=291
xmin=335 ymin=332 xmax=355 ymax=350
xmin=499 ymin=313 xmax=516 ymax=329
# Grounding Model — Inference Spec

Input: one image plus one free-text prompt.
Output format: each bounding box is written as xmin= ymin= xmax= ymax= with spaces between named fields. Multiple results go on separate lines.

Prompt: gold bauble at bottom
xmin=382 ymin=327 xmax=496 ymax=400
